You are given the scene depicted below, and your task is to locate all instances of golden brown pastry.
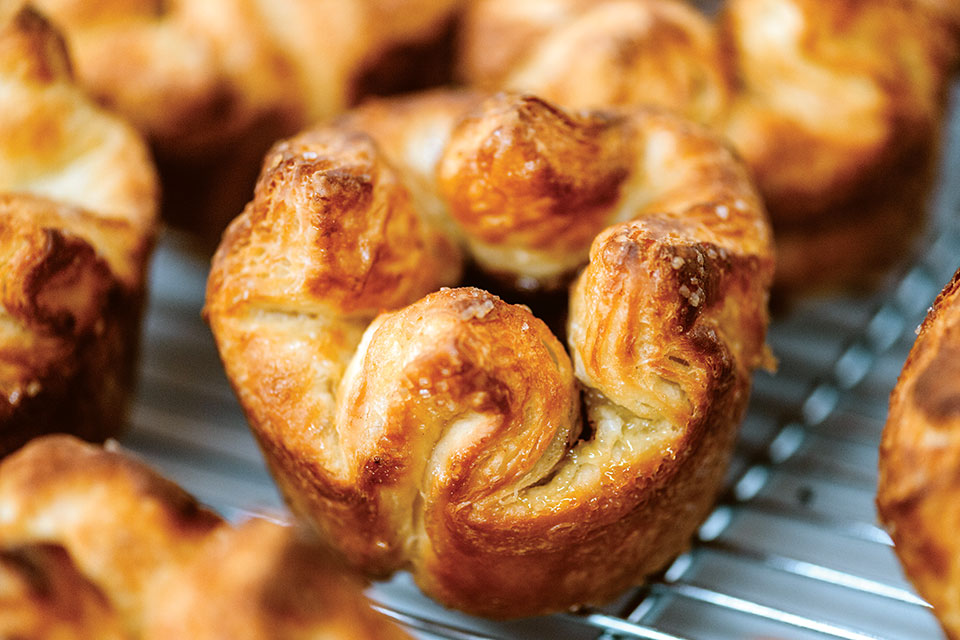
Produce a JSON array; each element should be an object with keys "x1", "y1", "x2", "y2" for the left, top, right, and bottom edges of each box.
[
  {"x1": 877, "y1": 268, "x2": 960, "y2": 640},
  {"x1": 205, "y1": 90, "x2": 775, "y2": 617},
  {"x1": 461, "y1": 0, "x2": 960, "y2": 292},
  {"x1": 0, "y1": 434, "x2": 412, "y2": 640},
  {"x1": 28, "y1": 0, "x2": 464, "y2": 238},
  {"x1": 0, "y1": 4, "x2": 157, "y2": 456}
]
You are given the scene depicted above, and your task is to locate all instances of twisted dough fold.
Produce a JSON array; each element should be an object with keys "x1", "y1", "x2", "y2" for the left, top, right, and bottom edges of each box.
[
  {"x1": 0, "y1": 435, "x2": 411, "y2": 640},
  {"x1": 878, "y1": 269, "x2": 960, "y2": 640},
  {"x1": 0, "y1": 5, "x2": 157, "y2": 456},
  {"x1": 206, "y1": 91, "x2": 774, "y2": 616},
  {"x1": 461, "y1": 0, "x2": 960, "y2": 291}
]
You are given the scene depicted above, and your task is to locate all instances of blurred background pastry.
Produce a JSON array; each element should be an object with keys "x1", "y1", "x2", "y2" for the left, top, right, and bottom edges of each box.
[
  {"x1": 461, "y1": 0, "x2": 960, "y2": 293},
  {"x1": 29, "y1": 0, "x2": 465, "y2": 242},
  {"x1": 0, "y1": 3, "x2": 158, "y2": 456},
  {"x1": 878, "y1": 267, "x2": 960, "y2": 640},
  {"x1": 0, "y1": 434, "x2": 411, "y2": 639}
]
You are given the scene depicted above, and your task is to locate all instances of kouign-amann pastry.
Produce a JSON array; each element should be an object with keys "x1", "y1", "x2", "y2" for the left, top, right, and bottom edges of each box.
[
  {"x1": 205, "y1": 91, "x2": 774, "y2": 617},
  {"x1": 0, "y1": 434, "x2": 411, "y2": 640},
  {"x1": 0, "y1": 3, "x2": 157, "y2": 456},
  {"x1": 29, "y1": 0, "x2": 464, "y2": 237},
  {"x1": 878, "y1": 268, "x2": 960, "y2": 640},
  {"x1": 461, "y1": 0, "x2": 960, "y2": 291}
]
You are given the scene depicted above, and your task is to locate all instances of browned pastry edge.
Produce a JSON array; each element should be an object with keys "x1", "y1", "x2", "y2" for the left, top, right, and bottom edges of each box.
[
  {"x1": 205, "y1": 90, "x2": 774, "y2": 617},
  {"x1": 878, "y1": 268, "x2": 960, "y2": 640},
  {"x1": 437, "y1": 95, "x2": 633, "y2": 254},
  {"x1": 0, "y1": 435, "x2": 412, "y2": 640},
  {"x1": 0, "y1": 434, "x2": 224, "y2": 633},
  {"x1": 143, "y1": 517, "x2": 412, "y2": 640}
]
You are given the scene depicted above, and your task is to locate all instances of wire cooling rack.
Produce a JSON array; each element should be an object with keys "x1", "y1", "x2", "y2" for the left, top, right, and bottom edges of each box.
[{"x1": 122, "y1": 82, "x2": 960, "y2": 639}]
